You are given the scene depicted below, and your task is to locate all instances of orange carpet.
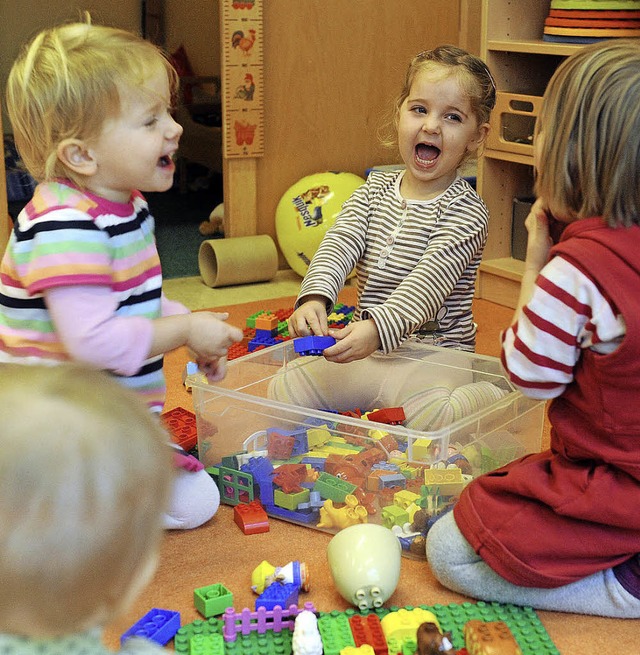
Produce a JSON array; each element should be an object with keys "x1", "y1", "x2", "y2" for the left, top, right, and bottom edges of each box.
[{"x1": 102, "y1": 292, "x2": 637, "y2": 654}]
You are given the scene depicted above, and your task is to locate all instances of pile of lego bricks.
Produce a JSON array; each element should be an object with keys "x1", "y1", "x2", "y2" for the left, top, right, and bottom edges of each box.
[
  {"x1": 169, "y1": 601, "x2": 560, "y2": 655},
  {"x1": 544, "y1": 0, "x2": 640, "y2": 42},
  {"x1": 227, "y1": 302, "x2": 355, "y2": 361}
]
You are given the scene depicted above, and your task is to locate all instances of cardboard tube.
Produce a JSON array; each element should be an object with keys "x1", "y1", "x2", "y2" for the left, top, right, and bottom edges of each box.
[{"x1": 198, "y1": 235, "x2": 278, "y2": 288}]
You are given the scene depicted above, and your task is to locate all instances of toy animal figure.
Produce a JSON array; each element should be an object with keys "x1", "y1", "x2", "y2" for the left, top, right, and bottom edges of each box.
[
  {"x1": 292, "y1": 610, "x2": 322, "y2": 655},
  {"x1": 415, "y1": 621, "x2": 456, "y2": 655},
  {"x1": 317, "y1": 494, "x2": 368, "y2": 529}
]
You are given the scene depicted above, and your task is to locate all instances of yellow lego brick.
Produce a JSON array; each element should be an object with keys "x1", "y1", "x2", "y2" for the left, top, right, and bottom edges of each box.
[
  {"x1": 393, "y1": 489, "x2": 421, "y2": 509},
  {"x1": 380, "y1": 607, "x2": 441, "y2": 643},
  {"x1": 306, "y1": 426, "x2": 332, "y2": 448}
]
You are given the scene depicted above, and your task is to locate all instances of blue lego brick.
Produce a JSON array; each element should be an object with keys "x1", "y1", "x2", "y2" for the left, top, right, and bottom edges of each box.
[
  {"x1": 255, "y1": 582, "x2": 299, "y2": 610},
  {"x1": 120, "y1": 608, "x2": 181, "y2": 646},
  {"x1": 264, "y1": 502, "x2": 320, "y2": 524},
  {"x1": 313, "y1": 471, "x2": 357, "y2": 502},
  {"x1": 293, "y1": 335, "x2": 336, "y2": 356}
]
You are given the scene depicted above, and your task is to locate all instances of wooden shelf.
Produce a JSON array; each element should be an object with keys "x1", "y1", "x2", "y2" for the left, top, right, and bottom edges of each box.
[
  {"x1": 478, "y1": 0, "x2": 580, "y2": 307},
  {"x1": 477, "y1": 258, "x2": 525, "y2": 309},
  {"x1": 484, "y1": 148, "x2": 533, "y2": 166},
  {"x1": 487, "y1": 39, "x2": 582, "y2": 57}
]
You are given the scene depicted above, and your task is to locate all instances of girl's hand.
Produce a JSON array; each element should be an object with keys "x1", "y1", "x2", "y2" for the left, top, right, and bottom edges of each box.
[
  {"x1": 323, "y1": 319, "x2": 381, "y2": 363},
  {"x1": 524, "y1": 198, "x2": 553, "y2": 274},
  {"x1": 288, "y1": 297, "x2": 329, "y2": 337}
]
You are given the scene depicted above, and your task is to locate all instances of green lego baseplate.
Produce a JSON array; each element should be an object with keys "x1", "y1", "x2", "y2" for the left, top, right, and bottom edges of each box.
[{"x1": 173, "y1": 601, "x2": 559, "y2": 655}]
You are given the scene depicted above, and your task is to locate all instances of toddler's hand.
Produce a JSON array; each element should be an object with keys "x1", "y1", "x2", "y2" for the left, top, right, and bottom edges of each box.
[
  {"x1": 186, "y1": 311, "x2": 243, "y2": 362},
  {"x1": 288, "y1": 298, "x2": 329, "y2": 338},
  {"x1": 324, "y1": 319, "x2": 381, "y2": 363},
  {"x1": 197, "y1": 355, "x2": 229, "y2": 383}
]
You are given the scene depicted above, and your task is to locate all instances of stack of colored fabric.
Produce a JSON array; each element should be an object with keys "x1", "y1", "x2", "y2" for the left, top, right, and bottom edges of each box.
[{"x1": 544, "y1": 0, "x2": 640, "y2": 43}]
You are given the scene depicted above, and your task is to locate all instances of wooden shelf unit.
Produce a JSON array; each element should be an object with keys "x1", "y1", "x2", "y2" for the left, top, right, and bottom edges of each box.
[{"x1": 477, "y1": 0, "x2": 583, "y2": 307}]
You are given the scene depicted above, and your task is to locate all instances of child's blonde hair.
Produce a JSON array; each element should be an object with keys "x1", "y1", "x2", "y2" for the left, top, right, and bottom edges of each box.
[
  {"x1": 535, "y1": 38, "x2": 640, "y2": 227},
  {"x1": 0, "y1": 363, "x2": 174, "y2": 637},
  {"x1": 381, "y1": 45, "x2": 496, "y2": 156},
  {"x1": 6, "y1": 17, "x2": 178, "y2": 186}
]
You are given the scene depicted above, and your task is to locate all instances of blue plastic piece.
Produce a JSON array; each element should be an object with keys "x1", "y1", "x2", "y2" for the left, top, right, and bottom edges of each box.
[
  {"x1": 120, "y1": 608, "x2": 181, "y2": 646},
  {"x1": 255, "y1": 582, "x2": 299, "y2": 610},
  {"x1": 293, "y1": 335, "x2": 336, "y2": 356}
]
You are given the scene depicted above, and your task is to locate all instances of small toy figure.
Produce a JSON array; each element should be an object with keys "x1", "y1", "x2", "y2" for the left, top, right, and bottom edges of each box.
[
  {"x1": 291, "y1": 609, "x2": 323, "y2": 655},
  {"x1": 251, "y1": 560, "x2": 310, "y2": 595},
  {"x1": 415, "y1": 621, "x2": 456, "y2": 655}
]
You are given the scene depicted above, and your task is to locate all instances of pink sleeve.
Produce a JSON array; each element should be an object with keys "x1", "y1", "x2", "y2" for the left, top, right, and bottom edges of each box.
[
  {"x1": 44, "y1": 285, "x2": 154, "y2": 376},
  {"x1": 162, "y1": 293, "x2": 190, "y2": 317}
]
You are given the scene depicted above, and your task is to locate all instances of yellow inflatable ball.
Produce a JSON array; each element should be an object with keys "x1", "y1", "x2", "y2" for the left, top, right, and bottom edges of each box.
[{"x1": 275, "y1": 171, "x2": 365, "y2": 277}]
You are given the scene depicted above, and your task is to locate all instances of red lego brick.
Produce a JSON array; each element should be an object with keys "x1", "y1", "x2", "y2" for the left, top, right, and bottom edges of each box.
[
  {"x1": 267, "y1": 432, "x2": 295, "y2": 460},
  {"x1": 272, "y1": 463, "x2": 307, "y2": 493},
  {"x1": 367, "y1": 406, "x2": 406, "y2": 425},
  {"x1": 349, "y1": 614, "x2": 388, "y2": 655},
  {"x1": 161, "y1": 407, "x2": 198, "y2": 451},
  {"x1": 234, "y1": 500, "x2": 270, "y2": 534}
]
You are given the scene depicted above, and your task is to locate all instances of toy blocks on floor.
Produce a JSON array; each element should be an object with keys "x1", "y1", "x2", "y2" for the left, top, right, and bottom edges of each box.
[
  {"x1": 173, "y1": 600, "x2": 559, "y2": 655},
  {"x1": 161, "y1": 407, "x2": 198, "y2": 452},
  {"x1": 234, "y1": 500, "x2": 270, "y2": 534},
  {"x1": 120, "y1": 608, "x2": 181, "y2": 646},
  {"x1": 194, "y1": 583, "x2": 234, "y2": 618}
]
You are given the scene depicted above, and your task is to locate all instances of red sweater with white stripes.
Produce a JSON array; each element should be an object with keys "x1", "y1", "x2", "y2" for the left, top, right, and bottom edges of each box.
[{"x1": 454, "y1": 216, "x2": 640, "y2": 588}]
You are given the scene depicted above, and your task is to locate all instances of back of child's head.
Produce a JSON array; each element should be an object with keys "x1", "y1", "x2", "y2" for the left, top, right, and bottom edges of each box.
[
  {"x1": 535, "y1": 38, "x2": 640, "y2": 228},
  {"x1": 6, "y1": 16, "x2": 178, "y2": 186},
  {"x1": 396, "y1": 45, "x2": 496, "y2": 128},
  {"x1": 0, "y1": 363, "x2": 173, "y2": 637}
]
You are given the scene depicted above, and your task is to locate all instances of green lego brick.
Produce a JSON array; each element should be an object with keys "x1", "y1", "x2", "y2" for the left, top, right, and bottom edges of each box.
[
  {"x1": 317, "y1": 610, "x2": 356, "y2": 655},
  {"x1": 313, "y1": 472, "x2": 357, "y2": 502},
  {"x1": 274, "y1": 488, "x2": 310, "y2": 511},
  {"x1": 194, "y1": 583, "x2": 234, "y2": 618},
  {"x1": 188, "y1": 633, "x2": 225, "y2": 655},
  {"x1": 174, "y1": 618, "x2": 223, "y2": 655},
  {"x1": 175, "y1": 602, "x2": 558, "y2": 655},
  {"x1": 225, "y1": 630, "x2": 293, "y2": 655}
]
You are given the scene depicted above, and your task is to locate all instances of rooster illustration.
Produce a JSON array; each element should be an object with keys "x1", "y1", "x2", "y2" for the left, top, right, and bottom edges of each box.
[{"x1": 231, "y1": 29, "x2": 256, "y2": 55}]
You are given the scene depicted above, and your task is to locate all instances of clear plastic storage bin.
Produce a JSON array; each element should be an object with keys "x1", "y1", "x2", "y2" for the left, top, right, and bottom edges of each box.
[{"x1": 190, "y1": 341, "x2": 545, "y2": 558}]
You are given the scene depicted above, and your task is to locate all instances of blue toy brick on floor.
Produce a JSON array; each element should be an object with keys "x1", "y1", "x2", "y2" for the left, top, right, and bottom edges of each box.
[{"x1": 120, "y1": 608, "x2": 181, "y2": 646}]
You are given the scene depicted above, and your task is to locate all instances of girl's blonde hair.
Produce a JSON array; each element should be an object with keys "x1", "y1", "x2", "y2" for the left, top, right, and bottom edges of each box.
[
  {"x1": 381, "y1": 45, "x2": 496, "y2": 151},
  {"x1": 0, "y1": 363, "x2": 173, "y2": 637},
  {"x1": 535, "y1": 38, "x2": 640, "y2": 227},
  {"x1": 6, "y1": 18, "x2": 178, "y2": 186}
]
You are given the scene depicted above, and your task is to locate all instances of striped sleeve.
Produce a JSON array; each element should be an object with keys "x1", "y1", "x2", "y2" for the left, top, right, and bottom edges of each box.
[
  {"x1": 501, "y1": 255, "x2": 625, "y2": 399},
  {"x1": 296, "y1": 179, "x2": 370, "y2": 309}
]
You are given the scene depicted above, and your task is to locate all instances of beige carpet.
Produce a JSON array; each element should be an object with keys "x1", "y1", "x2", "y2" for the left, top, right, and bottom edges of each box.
[{"x1": 102, "y1": 290, "x2": 638, "y2": 653}]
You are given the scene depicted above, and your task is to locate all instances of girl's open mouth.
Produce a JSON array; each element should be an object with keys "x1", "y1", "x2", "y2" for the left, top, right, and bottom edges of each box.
[
  {"x1": 416, "y1": 143, "x2": 441, "y2": 165},
  {"x1": 159, "y1": 154, "x2": 173, "y2": 168}
]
